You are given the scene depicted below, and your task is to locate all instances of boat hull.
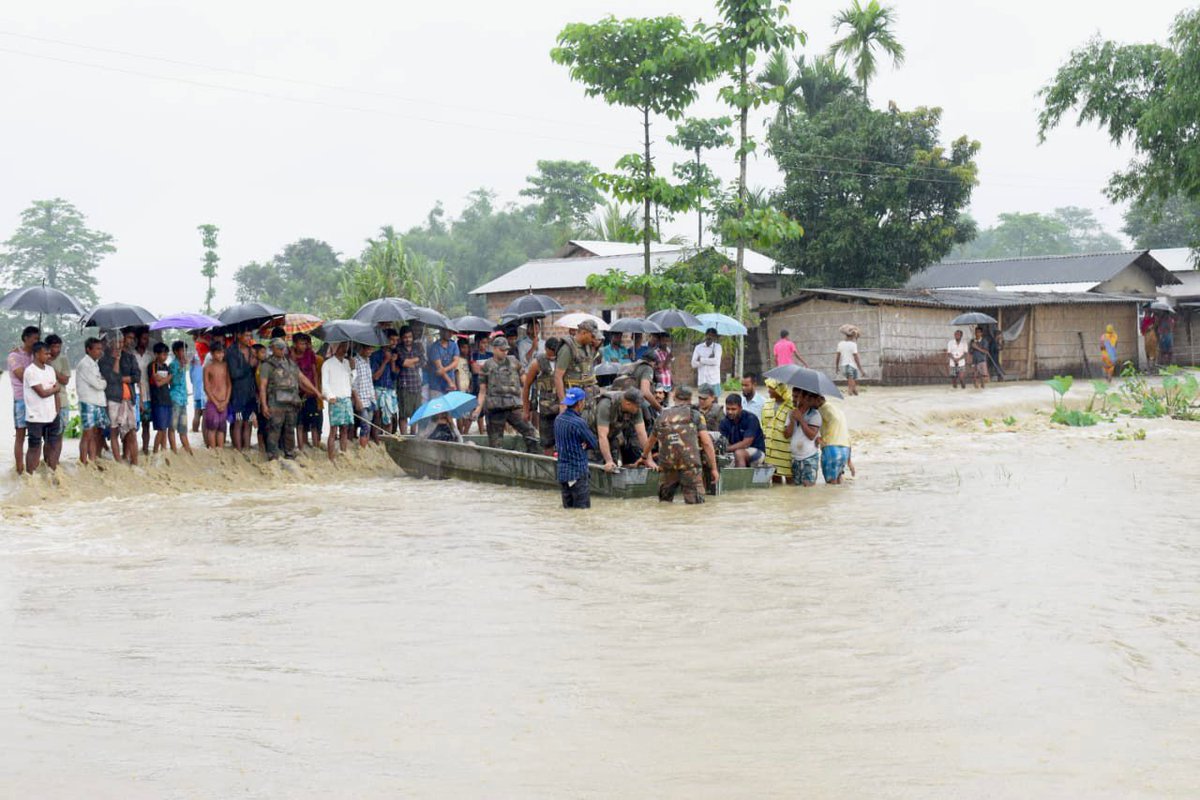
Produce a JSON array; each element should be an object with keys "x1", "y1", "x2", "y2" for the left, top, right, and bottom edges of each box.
[{"x1": 384, "y1": 437, "x2": 774, "y2": 498}]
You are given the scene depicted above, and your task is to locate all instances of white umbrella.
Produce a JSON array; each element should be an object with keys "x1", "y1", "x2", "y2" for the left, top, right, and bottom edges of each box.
[{"x1": 556, "y1": 312, "x2": 609, "y2": 331}]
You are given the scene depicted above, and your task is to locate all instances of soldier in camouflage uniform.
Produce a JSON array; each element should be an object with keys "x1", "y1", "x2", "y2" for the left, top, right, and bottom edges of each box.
[
  {"x1": 521, "y1": 336, "x2": 562, "y2": 454},
  {"x1": 554, "y1": 319, "x2": 601, "y2": 419},
  {"x1": 475, "y1": 337, "x2": 540, "y2": 453},
  {"x1": 592, "y1": 387, "x2": 650, "y2": 469},
  {"x1": 257, "y1": 338, "x2": 320, "y2": 461},
  {"x1": 641, "y1": 385, "x2": 720, "y2": 504},
  {"x1": 630, "y1": 348, "x2": 662, "y2": 414},
  {"x1": 697, "y1": 384, "x2": 726, "y2": 495}
]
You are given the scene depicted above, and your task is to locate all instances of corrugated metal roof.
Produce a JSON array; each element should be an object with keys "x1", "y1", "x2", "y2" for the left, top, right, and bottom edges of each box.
[
  {"x1": 938, "y1": 282, "x2": 1100, "y2": 293},
  {"x1": 559, "y1": 240, "x2": 681, "y2": 258},
  {"x1": 471, "y1": 245, "x2": 778, "y2": 295},
  {"x1": 761, "y1": 287, "x2": 1148, "y2": 314},
  {"x1": 1149, "y1": 247, "x2": 1198, "y2": 272},
  {"x1": 907, "y1": 250, "x2": 1178, "y2": 289}
]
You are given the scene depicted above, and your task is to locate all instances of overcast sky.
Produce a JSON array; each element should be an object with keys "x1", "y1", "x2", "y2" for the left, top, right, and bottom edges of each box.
[{"x1": 0, "y1": 0, "x2": 1185, "y2": 313}]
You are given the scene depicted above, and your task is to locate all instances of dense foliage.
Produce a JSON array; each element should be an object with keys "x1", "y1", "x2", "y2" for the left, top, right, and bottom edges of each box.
[
  {"x1": 234, "y1": 238, "x2": 345, "y2": 316},
  {"x1": 1122, "y1": 193, "x2": 1200, "y2": 249},
  {"x1": 950, "y1": 207, "x2": 1122, "y2": 260}
]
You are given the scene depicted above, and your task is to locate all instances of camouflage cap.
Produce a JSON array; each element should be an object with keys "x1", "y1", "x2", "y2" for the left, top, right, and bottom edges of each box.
[
  {"x1": 576, "y1": 319, "x2": 599, "y2": 333},
  {"x1": 491, "y1": 336, "x2": 510, "y2": 350},
  {"x1": 697, "y1": 385, "x2": 716, "y2": 398},
  {"x1": 674, "y1": 385, "x2": 693, "y2": 401}
]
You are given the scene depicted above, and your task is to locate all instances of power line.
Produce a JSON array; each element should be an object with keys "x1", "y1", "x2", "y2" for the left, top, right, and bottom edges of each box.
[
  {"x1": 0, "y1": 45, "x2": 646, "y2": 151},
  {"x1": 0, "y1": 28, "x2": 627, "y2": 135}
]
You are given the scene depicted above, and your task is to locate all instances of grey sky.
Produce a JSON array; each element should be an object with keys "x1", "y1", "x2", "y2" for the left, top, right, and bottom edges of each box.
[{"x1": 0, "y1": 0, "x2": 1183, "y2": 313}]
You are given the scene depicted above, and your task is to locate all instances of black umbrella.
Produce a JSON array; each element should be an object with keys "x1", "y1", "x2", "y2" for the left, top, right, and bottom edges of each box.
[
  {"x1": 647, "y1": 309, "x2": 703, "y2": 330},
  {"x1": 763, "y1": 364, "x2": 844, "y2": 400},
  {"x1": 949, "y1": 311, "x2": 998, "y2": 326},
  {"x1": 0, "y1": 286, "x2": 88, "y2": 317},
  {"x1": 1149, "y1": 301, "x2": 1175, "y2": 314},
  {"x1": 218, "y1": 301, "x2": 285, "y2": 329},
  {"x1": 316, "y1": 320, "x2": 389, "y2": 346},
  {"x1": 502, "y1": 293, "x2": 563, "y2": 321},
  {"x1": 609, "y1": 317, "x2": 664, "y2": 335},
  {"x1": 451, "y1": 315, "x2": 498, "y2": 334},
  {"x1": 83, "y1": 302, "x2": 157, "y2": 329},
  {"x1": 353, "y1": 297, "x2": 415, "y2": 324},
  {"x1": 407, "y1": 305, "x2": 452, "y2": 329}
]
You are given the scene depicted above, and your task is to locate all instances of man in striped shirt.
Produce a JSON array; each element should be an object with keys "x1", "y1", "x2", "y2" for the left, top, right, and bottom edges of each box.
[{"x1": 554, "y1": 387, "x2": 598, "y2": 509}]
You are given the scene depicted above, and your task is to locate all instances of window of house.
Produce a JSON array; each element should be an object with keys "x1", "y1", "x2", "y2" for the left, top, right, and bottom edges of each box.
[{"x1": 601, "y1": 309, "x2": 613, "y2": 324}]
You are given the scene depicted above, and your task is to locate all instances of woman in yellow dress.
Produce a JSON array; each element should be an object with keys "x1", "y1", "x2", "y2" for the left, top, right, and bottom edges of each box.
[
  {"x1": 1100, "y1": 324, "x2": 1119, "y2": 382},
  {"x1": 761, "y1": 378, "x2": 794, "y2": 482}
]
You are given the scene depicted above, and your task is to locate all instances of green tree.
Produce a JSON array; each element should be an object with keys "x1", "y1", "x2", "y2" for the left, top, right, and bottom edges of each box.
[
  {"x1": 585, "y1": 250, "x2": 738, "y2": 316},
  {"x1": 197, "y1": 224, "x2": 219, "y2": 314},
  {"x1": 709, "y1": 0, "x2": 805, "y2": 375},
  {"x1": 234, "y1": 238, "x2": 345, "y2": 315},
  {"x1": 1038, "y1": 9, "x2": 1200, "y2": 212},
  {"x1": 757, "y1": 51, "x2": 859, "y2": 125},
  {"x1": 771, "y1": 97, "x2": 979, "y2": 287},
  {"x1": 337, "y1": 226, "x2": 457, "y2": 317},
  {"x1": 519, "y1": 160, "x2": 603, "y2": 230},
  {"x1": 951, "y1": 207, "x2": 1122, "y2": 260},
  {"x1": 828, "y1": 0, "x2": 906, "y2": 100},
  {"x1": 669, "y1": 117, "x2": 734, "y2": 246},
  {"x1": 1122, "y1": 194, "x2": 1200, "y2": 249},
  {"x1": 581, "y1": 202, "x2": 643, "y2": 243},
  {"x1": 402, "y1": 189, "x2": 560, "y2": 313},
  {"x1": 1, "y1": 198, "x2": 114, "y2": 307},
  {"x1": 552, "y1": 16, "x2": 717, "y2": 275}
]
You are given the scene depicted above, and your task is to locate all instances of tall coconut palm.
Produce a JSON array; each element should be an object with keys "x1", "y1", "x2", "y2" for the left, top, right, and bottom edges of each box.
[
  {"x1": 828, "y1": 0, "x2": 905, "y2": 100},
  {"x1": 581, "y1": 202, "x2": 642, "y2": 243}
]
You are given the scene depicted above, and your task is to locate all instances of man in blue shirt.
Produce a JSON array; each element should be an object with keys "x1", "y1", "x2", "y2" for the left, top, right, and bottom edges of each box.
[
  {"x1": 554, "y1": 387, "x2": 598, "y2": 509},
  {"x1": 425, "y1": 328, "x2": 460, "y2": 397},
  {"x1": 719, "y1": 393, "x2": 766, "y2": 468}
]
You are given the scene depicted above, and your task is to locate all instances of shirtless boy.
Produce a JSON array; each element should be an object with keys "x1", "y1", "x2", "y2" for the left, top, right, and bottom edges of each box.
[{"x1": 202, "y1": 341, "x2": 231, "y2": 449}]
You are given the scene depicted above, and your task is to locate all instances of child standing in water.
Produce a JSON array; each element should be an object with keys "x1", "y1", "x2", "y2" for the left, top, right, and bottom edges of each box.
[{"x1": 784, "y1": 388, "x2": 822, "y2": 487}]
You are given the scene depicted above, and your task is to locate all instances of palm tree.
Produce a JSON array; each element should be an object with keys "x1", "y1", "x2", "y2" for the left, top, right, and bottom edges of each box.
[
  {"x1": 581, "y1": 202, "x2": 642, "y2": 243},
  {"x1": 759, "y1": 52, "x2": 861, "y2": 128},
  {"x1": 828, "y1": 0, "x2": 905, "y2": 100}
]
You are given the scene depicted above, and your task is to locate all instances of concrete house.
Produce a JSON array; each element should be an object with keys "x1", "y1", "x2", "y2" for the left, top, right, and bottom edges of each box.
[{"x1": 906, "y1": 250, "x2": 1178, "y2": 295}]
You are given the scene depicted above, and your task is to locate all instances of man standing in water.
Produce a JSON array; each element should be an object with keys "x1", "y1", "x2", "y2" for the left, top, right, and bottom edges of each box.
[
  {"x1": 554, "y1": 387, "x2": 598, "y2": 509},
  {"x1": 641, "y1": 385, "x2": 719, "y2": 505},
  {"x1": 475, "y1": 337, "x2": 541, "y2": 453},
  {"x1": 7, "y1": 325, "x2": 39, "y2": 474},
  {"x1": 970, "y1": 326, "x2": 990, "y2": 389},
  {"x1": 947, "y1": 330, "x2": 969, "y2": 390}
]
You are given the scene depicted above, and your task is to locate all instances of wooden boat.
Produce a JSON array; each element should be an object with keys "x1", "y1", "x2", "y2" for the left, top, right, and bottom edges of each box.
[{"x1": 383, "y1": 436, "x2": 775, "y2": 498}]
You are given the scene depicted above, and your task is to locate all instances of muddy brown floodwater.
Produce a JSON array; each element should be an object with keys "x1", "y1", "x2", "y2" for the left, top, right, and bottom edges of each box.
[{"x1": 1, "y1": 381, "x2": 1198, "y2": 798}]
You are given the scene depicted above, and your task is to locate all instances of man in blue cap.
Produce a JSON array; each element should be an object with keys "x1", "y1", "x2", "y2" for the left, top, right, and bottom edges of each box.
[{"x1": 554, "y1": 387, "x2": 599, "y2": 509}]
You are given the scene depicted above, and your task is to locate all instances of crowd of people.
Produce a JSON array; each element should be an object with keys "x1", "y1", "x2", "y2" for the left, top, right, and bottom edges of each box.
[{"x1": 5, "y1": 317, "x2": 856, "y2": 510}]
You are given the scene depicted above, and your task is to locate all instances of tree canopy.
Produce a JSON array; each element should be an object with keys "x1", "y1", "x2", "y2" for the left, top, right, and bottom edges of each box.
[
  {"x1": 1, "y1": 198, "x2": 115, "y2": 307},
  {"x1": 950, "y1": 207, "x2": 1122, "y2": 260},
  {"x1": 552, "y1": 15, "x2": 718, "y2": 274},
  {"x1": 519, "y1": 160, "x2": 603, "y2": 229},
  {"x1": 234, "y1": 238, "x2": 344, "y2": 315},
  {"x1": 770, "y1": 97, "x2": 979, "y2": 287},
  {"x1": 1122, "y1": 194, "x2": 1200, "y2": 250},
  {"x1": 1038, "y1": 9, "x2": 1200, "y2": 211},
  {"x1": 828, "y1": 0, "x2": 905, "y2": 99}
]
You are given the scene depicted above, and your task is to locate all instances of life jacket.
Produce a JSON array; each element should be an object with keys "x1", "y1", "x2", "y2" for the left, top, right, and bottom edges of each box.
[
  {"x1": 535, "y1": 354, "x2": 557, "y2": 413},
  {"x1": 264, "y1": 356, "x2": 301, "y2": 406},
  {"x1": 655, "y1": 404, "x2": 702, "y2": 471},
  {"x1": 560, "y1": 336, "x2": 596, "y2": 388},
  {"x1": 484, "y1": 355, "x2": 522, "y2": 410}
]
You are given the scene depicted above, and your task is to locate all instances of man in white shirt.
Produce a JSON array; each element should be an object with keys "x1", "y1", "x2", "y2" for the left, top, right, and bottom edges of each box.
[
  {"x1": 691, "y1": 327, "x2": 723, "y2": 397},
  {"x1": 22, "y1": 342, "x2": 63, "y2": 472},
  {"x1": 74, "y1": 336, "x2": 109, "y2": 465},
  {"x1": 740, "y1": 375, "x2": 765, "y2": 419},
  {"x1": 321, "y1": 342, "x2": 358, "y2": 462},
  {"x1": 947, "y1": 330, "x2": 969, "y2": 390}
]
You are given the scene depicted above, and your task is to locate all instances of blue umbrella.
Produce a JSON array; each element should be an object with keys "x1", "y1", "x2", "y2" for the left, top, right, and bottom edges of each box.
[
  {"x1": 408, "y1": 391, "x2": 478, "y2": 425},
  {"x1": 151, "y1": 312, "x2": 222, "y2": 331},
  {"x1": 690, "y1": 312, "x2": 747, "y2": 336}
]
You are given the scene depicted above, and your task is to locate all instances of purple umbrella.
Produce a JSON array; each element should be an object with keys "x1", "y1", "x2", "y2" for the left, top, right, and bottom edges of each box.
[{"x1": 151, "y1": 312, "x2": 222, "y2": 331}]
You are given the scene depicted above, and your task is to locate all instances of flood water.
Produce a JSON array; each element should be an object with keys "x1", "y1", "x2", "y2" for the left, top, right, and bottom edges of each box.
[{"x1": 1, "y1": 386, "x2": 1199, "y2": 798}]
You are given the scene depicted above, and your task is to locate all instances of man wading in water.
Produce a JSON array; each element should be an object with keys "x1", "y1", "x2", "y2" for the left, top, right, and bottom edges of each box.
[{"x1": 640, "y1": 385, "x2": 719, "y2": 504}]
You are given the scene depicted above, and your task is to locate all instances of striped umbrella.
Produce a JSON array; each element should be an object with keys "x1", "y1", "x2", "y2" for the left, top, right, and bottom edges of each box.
[{"x1": 259, "y1": 313, "x2": 323, "y2": 337}]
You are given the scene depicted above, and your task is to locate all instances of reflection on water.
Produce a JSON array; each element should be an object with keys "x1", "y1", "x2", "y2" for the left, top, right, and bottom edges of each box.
[{"x1": 1, "y1": 424, "x2": 1199, "y2": 798}]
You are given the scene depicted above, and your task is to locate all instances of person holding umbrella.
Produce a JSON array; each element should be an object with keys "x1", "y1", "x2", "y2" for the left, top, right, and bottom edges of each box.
[
  {"x1": 7, "y1": 325, "x2": 39, "y2": 474},
  {"x1": 970, "y1": 327, "x2": 990, "y2": 389}
]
